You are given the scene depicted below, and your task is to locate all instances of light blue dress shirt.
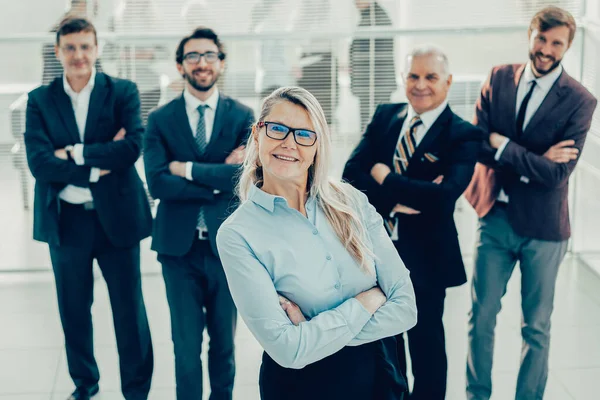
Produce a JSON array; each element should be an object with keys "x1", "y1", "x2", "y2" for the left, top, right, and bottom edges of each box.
[{"x1": 216, "y1": 183, "x2": 417, "y2": 369}]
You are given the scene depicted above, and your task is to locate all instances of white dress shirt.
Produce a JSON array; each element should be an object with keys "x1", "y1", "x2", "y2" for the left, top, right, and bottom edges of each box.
[
  {"x1": 183, "y1": 87, "x2": 220, "y2": 180},
  {"x1": 390, "y1": 99, "x2": 449, "y2": 239},
  {"x1": 399, "y1": 99, "x2": 449, "y2": 147},
  {"x1": 59, "y1": 68, "x2": 100, "y2": 204},
  {"x1": 495, "y1": 62, "x2": 563, "y2": 202}
]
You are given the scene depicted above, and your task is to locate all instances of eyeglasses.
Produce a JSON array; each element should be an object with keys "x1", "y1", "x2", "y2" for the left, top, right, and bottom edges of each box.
[
  {"x1": 60, "y1": 44, "x2": 96, "y2": 55},
  {"x1": 182, "y1": 51, "x2": 223, "y2": 64},
  {"x1": 258, "y1": 121, "x2": 318, "y2": 147}
]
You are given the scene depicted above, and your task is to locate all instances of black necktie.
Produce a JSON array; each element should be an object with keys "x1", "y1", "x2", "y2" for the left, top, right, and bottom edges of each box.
[{"x1": 516, "y1": 80, "x2": 537, "y2": 136}]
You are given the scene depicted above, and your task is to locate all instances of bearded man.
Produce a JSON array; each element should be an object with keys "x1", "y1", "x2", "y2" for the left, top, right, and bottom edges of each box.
[
  {"x1": 464, "y1": 6, "x2": 597, "y2": 400},
  {"x1": 143, "y1": 27, "x2": 254, "y2": 400}
]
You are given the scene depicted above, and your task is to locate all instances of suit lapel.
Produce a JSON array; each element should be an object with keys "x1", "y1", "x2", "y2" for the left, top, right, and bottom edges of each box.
[
  {"x1": 384, "y1": 105, "x2": 408, "y2": 163},
  {"x1": 207, "y1": 95, "x2": 231, "y2": 153},
  {"x1": 50, "y1": 79, "x2": 81, "y2": 144},
  {"x1": 523, "y1": 69, "x2": 566, "y2": 136},
  {"x1": 411, "y1": 105, "x2": 452, "y2": 165},
  {"x1": 172, "y1": 95, "x2": 203, "y2": 159},
  {"x1": 503, "y1": 64, "x2": 525, "y2": 139},
  {"x1": 83, "y1": 73, "x2": 109, "y2": 143}
]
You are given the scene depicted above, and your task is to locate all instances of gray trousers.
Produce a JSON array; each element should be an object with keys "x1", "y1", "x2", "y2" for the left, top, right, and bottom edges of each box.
[{"x1": 466, "y1": 205, "x2": 568, "y2": 400}]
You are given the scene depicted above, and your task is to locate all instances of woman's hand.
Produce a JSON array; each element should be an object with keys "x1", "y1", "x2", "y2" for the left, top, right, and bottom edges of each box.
[
  {"x1": 279, "y1": 295, "x2": 307, "y2": 326},
  {"x1": 354, "y1": 287, "x2": 387, "y2": 314}
]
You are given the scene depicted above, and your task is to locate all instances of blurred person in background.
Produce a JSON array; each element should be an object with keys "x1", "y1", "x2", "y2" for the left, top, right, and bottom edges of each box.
[
  {"x1": 25, "y1": 17, "x2": 153, "y2": 400},
  {"x1": 296, "y1": 0, "x2": 337, "y2": 124},
  {"x1": 465, "y1": 6, "x2": 598, "y2": 400},
  {"x1": 108, "y1": 0, "x2": 168, "y2": 124},
  {"x1": 250, "y1": 0, "x2": 297, "y2": 99},
  {"x1": 143, "y1": 27, "x2": 254, "y2": 400},
  {"x1": 350, "y1": 0, "x2": 397, "y2": 130}
]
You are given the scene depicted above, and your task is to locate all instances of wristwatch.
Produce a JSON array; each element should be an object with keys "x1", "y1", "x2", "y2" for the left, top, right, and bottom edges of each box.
[{"x1": 65, "y1": 145, "x2": 74, "y2": 162}]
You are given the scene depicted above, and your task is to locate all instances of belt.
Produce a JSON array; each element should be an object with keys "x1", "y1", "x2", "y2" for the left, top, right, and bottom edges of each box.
[
  {"x1": 197, "y1": 230, "x2": 209, "y2": 240},
  {"x1": 61, "y1": 200, "x2": 95, "y2": 211}
]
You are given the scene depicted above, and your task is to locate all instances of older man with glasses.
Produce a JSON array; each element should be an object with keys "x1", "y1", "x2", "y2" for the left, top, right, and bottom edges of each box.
[
  {"x1": 143, "y1": 27, "x2": 254, "y2": 400},
  {"x1": 343, "y1": 45, "x2": 482, "y2": 400}
]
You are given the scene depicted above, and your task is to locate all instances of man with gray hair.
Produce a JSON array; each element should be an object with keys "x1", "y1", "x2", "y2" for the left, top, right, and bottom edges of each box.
[{"x1": 344, "y1": 44, "x2": 481, "y2": 399}]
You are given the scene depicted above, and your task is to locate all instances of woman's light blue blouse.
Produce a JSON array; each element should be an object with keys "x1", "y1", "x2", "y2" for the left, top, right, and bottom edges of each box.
[{"x1": 216, "y1": 184, "x2": 417, "y2": 369}]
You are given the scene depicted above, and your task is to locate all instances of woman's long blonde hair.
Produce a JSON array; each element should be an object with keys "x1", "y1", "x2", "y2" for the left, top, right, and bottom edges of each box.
[{"x1": 237, "y1": 87, "x2": 375, "y2": 273}]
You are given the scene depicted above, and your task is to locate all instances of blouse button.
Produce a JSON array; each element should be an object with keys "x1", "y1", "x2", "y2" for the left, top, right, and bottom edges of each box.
[
  {"x1": 334, "y1": 282, "x2": 341, "y2": 290},
  {"x1": 312, "y1": 229, "x2": 318, "y2": 235},
  {"x1": 326, "y1": 255, "x2": 332, "y2": 261}
]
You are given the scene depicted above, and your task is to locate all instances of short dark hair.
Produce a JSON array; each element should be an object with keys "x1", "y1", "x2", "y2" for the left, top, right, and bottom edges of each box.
[
  {"x1": 529, "y1": 6, "x2": 576, "y2": 45},
  {"x1": 56, "y1": 17, "x2": 97, "y2": 45},
  {"x1": 175, "y1": 27, "x2": 226, "y2": 64}
]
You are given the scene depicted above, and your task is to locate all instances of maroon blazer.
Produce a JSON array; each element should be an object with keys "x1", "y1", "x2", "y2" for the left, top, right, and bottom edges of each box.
[{"x1": 464, "y1": 64, "x2": 597, "y2": 241}]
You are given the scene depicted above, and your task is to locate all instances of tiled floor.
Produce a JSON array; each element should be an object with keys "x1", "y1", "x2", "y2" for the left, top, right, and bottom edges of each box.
[{"x1": 1, "y1": 256, "x2": 600, "y2": 399}]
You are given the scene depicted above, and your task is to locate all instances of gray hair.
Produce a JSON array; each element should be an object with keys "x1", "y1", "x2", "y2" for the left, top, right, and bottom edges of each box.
[{"x1": 405, "y1": 44, "x2": 450, "y2": 76}]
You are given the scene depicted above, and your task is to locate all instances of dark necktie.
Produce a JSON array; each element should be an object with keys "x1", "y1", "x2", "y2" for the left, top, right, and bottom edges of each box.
[
  {"x1": 516, "y1": 80, "x2": 537, "y2": 136},
  {"x1": 196, "y1": 104, "x2": 208, "y2": 230},
  {"x1": 384, "y1": 116, "x2": 422, "y2": 236}
]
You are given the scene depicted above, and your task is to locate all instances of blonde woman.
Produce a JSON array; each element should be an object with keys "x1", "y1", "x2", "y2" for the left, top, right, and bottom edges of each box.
[{"x1": 216, "y1": 87, "x2": 416, "y2": 399}]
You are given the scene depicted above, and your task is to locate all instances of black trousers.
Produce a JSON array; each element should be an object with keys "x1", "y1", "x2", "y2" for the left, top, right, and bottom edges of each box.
[
  {"x1": 396, "y1": 284, "x2": 447, "y2": 400},
  {"x1": 260, "y1": 338, "x2": 406, "y2": 400},
  {"x1": 49, "y1": 201, "x2": 153, "y2": 400},
  {"x1": 159, "y1": 238, "x2": 237, "y2": 400}
]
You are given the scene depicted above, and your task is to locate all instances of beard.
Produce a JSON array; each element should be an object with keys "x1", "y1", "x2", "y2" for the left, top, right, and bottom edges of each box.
[
  {"x1": 182, "y1": 67, "x2": 220, "y2": 92},
  {"x1": 529, "y1": 51, "x2": 562, "y2": 76}
]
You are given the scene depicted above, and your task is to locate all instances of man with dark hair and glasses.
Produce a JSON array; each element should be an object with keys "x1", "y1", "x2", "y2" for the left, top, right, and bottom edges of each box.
[
  {"x1": 143, "y1": 26, "x2": 254, "y2": 400},
  {"x1": 24, "y1": 17, "x2": 153, "y2": 400}
]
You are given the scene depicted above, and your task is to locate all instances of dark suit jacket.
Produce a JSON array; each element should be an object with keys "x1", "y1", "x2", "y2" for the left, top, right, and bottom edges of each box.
[
  {"x1": 24, "y1": 73, "x2": 152, "y2": 247},
  {"x1": 343, "y1": 103, "x2": 481, "y2": 288},
  {"x1": 143, "y1": 93, "x2": 254, "y2": 257},
  {"x1": 464, "y1": 64, "x2": 598, "y2": 241}
]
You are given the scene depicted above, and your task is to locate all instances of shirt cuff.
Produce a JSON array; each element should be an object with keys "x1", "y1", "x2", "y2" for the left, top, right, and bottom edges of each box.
[
  {"x1": 90, "y1": 168, "x2": 100, "y2": 183},
  {"x1": 73, "y1": 144, "x2": 85, "y2": 166},
  {"x1": 338, "y1": 298, "x2": 372, "y2": 337},
  {"x1": 185, "y1": 161, "x2": 193, "y2": 181},
  {"x1": 494, "y1": 138, "x2": 510, "y2": 161}
]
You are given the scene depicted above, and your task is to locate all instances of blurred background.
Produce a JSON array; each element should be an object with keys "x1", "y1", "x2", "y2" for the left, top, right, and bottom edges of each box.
[{"x1": 0, "y1": 0, "x2": 599, "y2": 399}]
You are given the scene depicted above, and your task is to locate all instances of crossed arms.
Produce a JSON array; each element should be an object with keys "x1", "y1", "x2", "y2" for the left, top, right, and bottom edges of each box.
[{"x1": 143, "y1": 109, "x2": 254, "y2": 201}]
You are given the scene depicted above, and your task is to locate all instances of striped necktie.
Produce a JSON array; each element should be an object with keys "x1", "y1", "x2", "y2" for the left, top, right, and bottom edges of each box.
[
  {"x1": 196, "y1": 104, "x2": 208, "y2": 231},
  {"x1": 384, "y1": 116, "x2": 422, "y2": 236}
]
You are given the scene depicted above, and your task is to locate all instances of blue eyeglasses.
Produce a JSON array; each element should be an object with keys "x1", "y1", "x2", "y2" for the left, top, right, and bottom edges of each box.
[{"x1": 258, "y1": 121, "x2": 318, "y2": 147}]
